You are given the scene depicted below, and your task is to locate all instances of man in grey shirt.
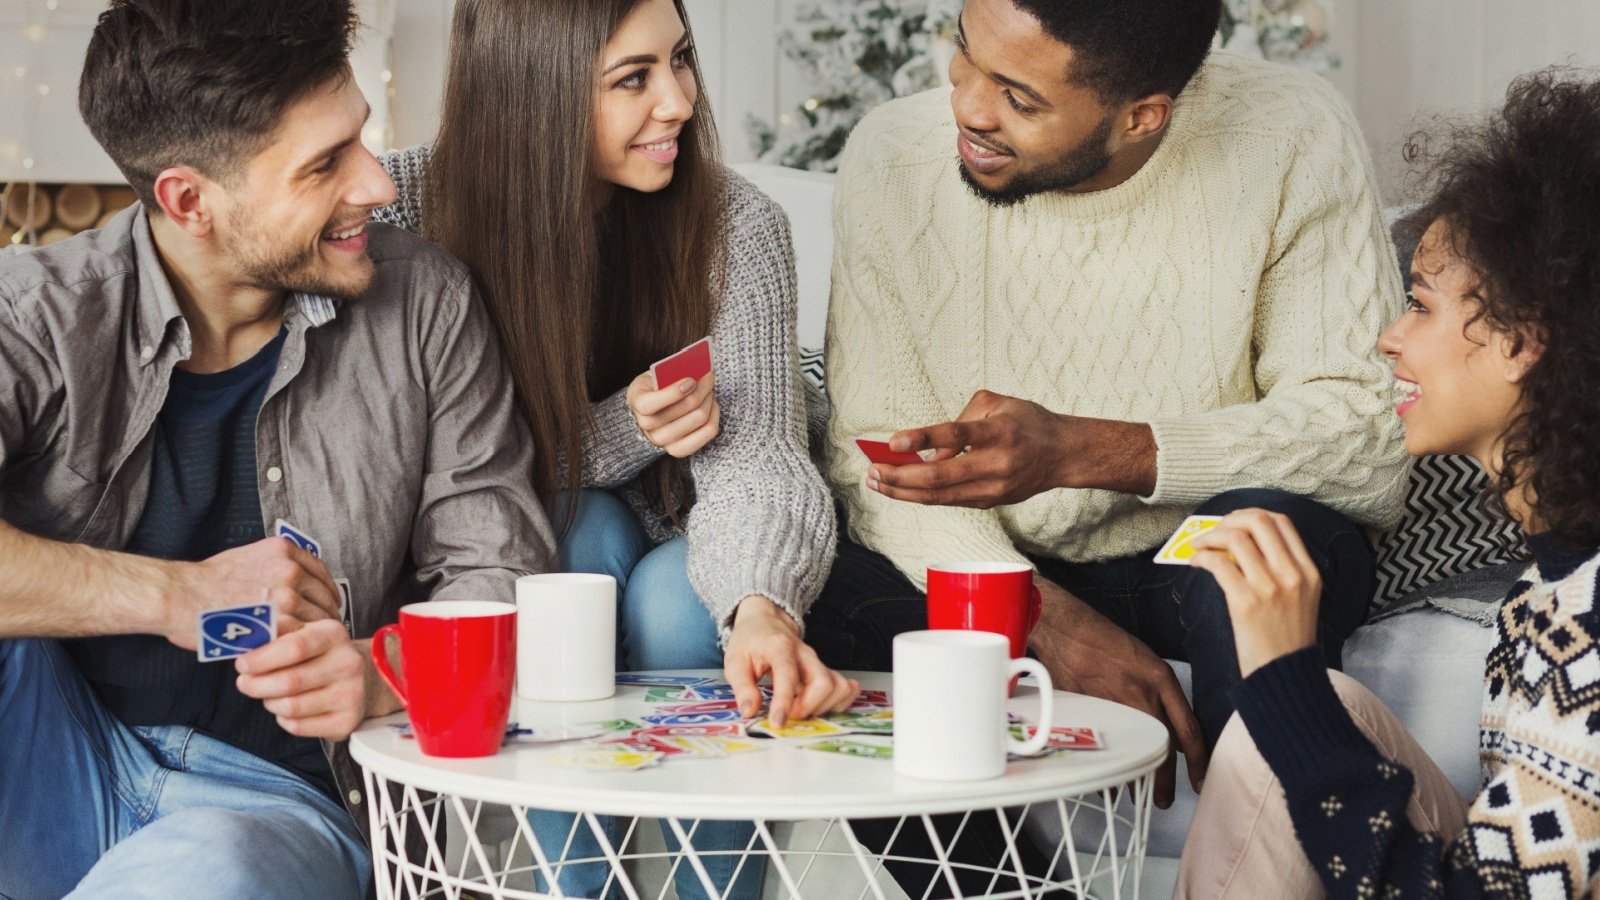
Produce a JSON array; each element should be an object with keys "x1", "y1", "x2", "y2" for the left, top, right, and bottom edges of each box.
[{"x1": 0, "y1": 1, "x2": 552, "y2": 896}]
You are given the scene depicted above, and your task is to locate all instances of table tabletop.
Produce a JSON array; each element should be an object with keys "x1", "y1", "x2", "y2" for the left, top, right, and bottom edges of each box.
[{"x1": 349, "y1": 670, "x2": 1168, "y2": 821}]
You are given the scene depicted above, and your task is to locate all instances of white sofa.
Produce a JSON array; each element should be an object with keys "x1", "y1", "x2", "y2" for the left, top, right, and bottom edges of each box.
[{"x1": 734, "y1": 162, "x2": 1512, "y2": 897}]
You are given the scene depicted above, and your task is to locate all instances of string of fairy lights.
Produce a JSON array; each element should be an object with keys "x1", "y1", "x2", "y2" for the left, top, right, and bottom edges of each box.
[
  {"x1": 1, "y1": 0, "x2": 58, "y2": 246},
  {"x1": 0, "y1": 0, "x2": 396, "y2": 249}
]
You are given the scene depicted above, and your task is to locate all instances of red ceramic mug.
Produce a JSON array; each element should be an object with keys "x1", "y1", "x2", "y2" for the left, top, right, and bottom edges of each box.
[
  {"x1": 373, "y1": 600, "x2": 516, "y2": 758},
  {"x1": 926, "y1": 562, "x2": 1043, "y2": 661}
]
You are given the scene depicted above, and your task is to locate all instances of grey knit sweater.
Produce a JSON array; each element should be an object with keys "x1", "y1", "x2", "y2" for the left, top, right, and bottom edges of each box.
[{"x1": 375, "y1": 146, "x2": 836, "y2": 638}]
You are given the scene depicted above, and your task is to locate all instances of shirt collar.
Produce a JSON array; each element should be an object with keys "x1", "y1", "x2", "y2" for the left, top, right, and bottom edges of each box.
[{"x1": 128, "y1": 205, "x2": 341, "y2": 368}]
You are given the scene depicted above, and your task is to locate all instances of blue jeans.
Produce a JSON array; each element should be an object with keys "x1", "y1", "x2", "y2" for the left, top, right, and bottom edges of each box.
[
  {"x1": 528, "y1": 491, "x2": 763, "y2": 900},
  {"x1": 0, "y1": 639, "x2": 369, "y2": 900}
]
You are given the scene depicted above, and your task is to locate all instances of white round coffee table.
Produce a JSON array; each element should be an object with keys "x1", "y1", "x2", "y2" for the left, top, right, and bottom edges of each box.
[{"x1": 350, "y1": 671, "x2": 1166, "y2": 900}]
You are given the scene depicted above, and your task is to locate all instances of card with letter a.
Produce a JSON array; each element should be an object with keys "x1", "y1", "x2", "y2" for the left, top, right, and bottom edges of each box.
[
  {"x1": 1152, "y1": 515, "x2": 1224, "y2": 566},
  {"x1": 197, "y1": 603, "x2": 276, "y2": 662}
]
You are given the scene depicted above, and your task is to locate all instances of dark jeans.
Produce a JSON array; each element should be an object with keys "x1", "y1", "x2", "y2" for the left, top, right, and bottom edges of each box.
[{"x1": 803, "y1": 488, "x2": 1374, "y2": 899}]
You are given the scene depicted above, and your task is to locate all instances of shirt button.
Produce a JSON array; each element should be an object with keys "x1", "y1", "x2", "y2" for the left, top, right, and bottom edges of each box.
[
  {"x1": 139, "y1": 345, "x2": 155, "y2": 363},
  {"x1": 347, "y1": 789, "x2": 362, "y2": 806},
  {"x1": 266, "y1": 466, "x2": 283, "y2": 483}
]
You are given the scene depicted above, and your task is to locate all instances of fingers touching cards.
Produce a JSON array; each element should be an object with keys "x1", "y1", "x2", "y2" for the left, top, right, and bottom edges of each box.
[
  {"x1": 1164, "y1": 510, "x2": 1322, "y2": 678},
  {"x1": 724, "y1": 594, "x2": 859, "y2": 728},
  {"x1": 628, "y1": 338, "x2": 719, "y2": 458}
]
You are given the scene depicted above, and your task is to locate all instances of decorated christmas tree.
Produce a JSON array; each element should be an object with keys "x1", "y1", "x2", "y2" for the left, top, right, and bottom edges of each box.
[{"x1": 750, "y1": 0, "x2": 1336, "y2": 173}]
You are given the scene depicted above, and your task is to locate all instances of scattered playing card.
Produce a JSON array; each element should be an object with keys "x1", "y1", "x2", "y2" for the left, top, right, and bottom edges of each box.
[
  {"x1": 273, "y1": 519, "x2": 321, "y2": 557},
  {"x1": 632, "y1": 722, "x2": 747, "y2": 739},
  {"x1": 825, "y1": 710, "x2": 895, "y2": 735},
  {"x1": 1152, "y1": 515, "x2": 1225, "y2": 566},
  {"x1": 639, "y1": 710, "x2": 744, "y2": 726},
  {"x1": 802, "y1": 737, "x2": 894, "y2": 760},
  {"x1": 854, "y1": 438, "x2": 923, "y2": 467},
  {"x1": 655, "y1": 700, "x2": 741, "y2": 715},
  {"x1": 590, "y1": 718, "x2": 647, "y2": 734},
  {"x1": 643, "y1": 686, "x2": 701, "y2": 703},
  {"x1": 749, "y1": 718, "x2": 848, "y2": 740},
  {"x1": 618, "y1": 674, "x2": 713, "y2": 687},
  {"x1": 650, "y1": 337, "x2": 713, "y2": 390},
  {"x1": 197, "y1": 603, "x2": 276, "y2": 662},
  {"x1": 1011, "y1": 724, "x2": 1105, "y2": 751},
  {"x1": 539, "y1": 747, "x2": 663, "y2": 771}
]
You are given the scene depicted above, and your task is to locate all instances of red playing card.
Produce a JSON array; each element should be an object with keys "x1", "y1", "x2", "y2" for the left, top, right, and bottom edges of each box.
[
  {"x1": 651, "y1": 338, "x2": 713, "y2": 390},
  {"x1": 855, "y1": 438, "x2": 923, "y2": 467},
  {"x1": 633, "y1": 723, "x2": 745, "y2": 738},
  {"x1": 1022, "y1": 725, "x2": 1103, "y2": 751},
  {"x1": 656, "y1": 700, "x2": 742, "y2": 715}
]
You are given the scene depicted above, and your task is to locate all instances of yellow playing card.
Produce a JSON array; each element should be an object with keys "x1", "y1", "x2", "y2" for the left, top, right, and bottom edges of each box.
[
  {"x1": 750, "y1": 718, "x2": 848, "y2": 739},
  {"x1": 1152, "y1": 515, "x2": 1224, "y2": 565},
  {"x1": 540, "y1": 747, "x2": 662, "y2": 770}
]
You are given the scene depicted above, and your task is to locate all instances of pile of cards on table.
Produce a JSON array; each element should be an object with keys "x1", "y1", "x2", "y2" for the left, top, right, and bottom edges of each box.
[{"x1": 394, "y1": 674, "x2": 1096, "y2": 771}]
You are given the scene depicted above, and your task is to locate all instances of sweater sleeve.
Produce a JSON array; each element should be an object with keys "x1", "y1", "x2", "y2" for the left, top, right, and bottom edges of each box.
[
  {"x1": 1144, "y1": 93, "x2": 1409, "y2": 530},
  {"x1": 574, "y1": 387, "x2": 663, "y2": 489},
  {"x1": 683, "y1": 175, "x2": 838, "y2": 638},
  {"x1": 821, "y1": 126, "x2": 1029, "y2": 591}
]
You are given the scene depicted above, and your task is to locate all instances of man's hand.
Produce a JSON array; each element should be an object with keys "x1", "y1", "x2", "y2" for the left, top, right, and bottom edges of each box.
[
  {"x1": 724, "y1": 595, "x2": 859, "y2": 727},
  {"x1": 1030, "y1": 579, "x2": 1208, "y2": 807},
  {"x1": 234, "y1": 618, "x2": 367, "y2": 741},
  {"x1": 1189, "y1": 509, "x2": 1321, "y2": 678},
  {"x1": 161, "y1": 537, "x2": 342, "y2": 650},
  {"x1": 626, "y1": 371, "x2": 721, "y2": 459},
  {"x1": 867, "y1": 390, "x2": 1157, "y2": 508}
]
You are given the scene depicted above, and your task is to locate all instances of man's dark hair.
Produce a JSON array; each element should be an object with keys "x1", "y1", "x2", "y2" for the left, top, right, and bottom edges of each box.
[
  {"x1": 1011, "y1": 0, "x2": 1222, "y2": 104},
  {"x1": 79, "y1": 0, "x2": 358, "y2": 208}
]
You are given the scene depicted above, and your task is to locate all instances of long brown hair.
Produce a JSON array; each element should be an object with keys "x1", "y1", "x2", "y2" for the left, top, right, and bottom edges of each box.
[{"x1": 425, "y1": 0, "x2": 725, "y2": 526}]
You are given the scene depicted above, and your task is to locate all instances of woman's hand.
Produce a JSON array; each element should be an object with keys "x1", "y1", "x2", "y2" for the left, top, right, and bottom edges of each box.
[
  {"x1": 1188, "y1": 509, "x2": 1322, "y2": 678},
  {"x1": 724, "y1": 595, "x2": 859, "y2": 726},
  {"x1": 626, "y1": 371, "x2": 720, "y2": 459}
]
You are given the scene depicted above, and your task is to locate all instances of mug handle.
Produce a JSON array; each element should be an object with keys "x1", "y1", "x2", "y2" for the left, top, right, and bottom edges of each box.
[
  {"x1": 1026, "y1": 583, "x2": 1043, "y2": 633},
  {"x1": 1004, "y1": 657, "x2": 1054, "y2": 757},
  {"x1": 371, "y1": 624, "x2": 408, "y2": 707}
]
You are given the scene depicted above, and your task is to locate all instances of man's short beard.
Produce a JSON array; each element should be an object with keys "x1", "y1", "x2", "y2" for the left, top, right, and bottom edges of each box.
[
  {"x1": 959, "y1": 114, "x2": 1116, "y2": 207},
  {"x1": 227, "y1": 207, "x2": 374, "y2": 301}
]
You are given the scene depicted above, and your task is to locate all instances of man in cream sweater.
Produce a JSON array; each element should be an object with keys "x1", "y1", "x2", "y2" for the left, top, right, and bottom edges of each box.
[{"x1": 810, "y1": 0, "x2": 1408, "y2": 821}]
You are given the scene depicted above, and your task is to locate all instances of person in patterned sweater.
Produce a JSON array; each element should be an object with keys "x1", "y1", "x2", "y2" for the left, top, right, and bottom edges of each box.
[{"x1": 1174, "y1": 68, "x2": 1600, "y2": 899}]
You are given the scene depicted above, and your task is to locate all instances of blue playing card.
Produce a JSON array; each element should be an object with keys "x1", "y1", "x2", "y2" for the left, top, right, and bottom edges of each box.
[
  {"x1": 197, "y1": 604, "x2": 276, "y2": 662},
  {"x1": 273, "y1": 519, "x2": 321, "y2": 557},
  {"x1": 615, "y1": 674, "x2": 713, "y2": 687},
  {"x1": 639, "y1": 710, "x2": 743, "y2": 726}
]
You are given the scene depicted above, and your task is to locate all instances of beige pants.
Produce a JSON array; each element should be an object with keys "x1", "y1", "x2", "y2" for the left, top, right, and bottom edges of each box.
[{"x1": 1175, "y1": 670, "x2": 1470, "y2": 900}]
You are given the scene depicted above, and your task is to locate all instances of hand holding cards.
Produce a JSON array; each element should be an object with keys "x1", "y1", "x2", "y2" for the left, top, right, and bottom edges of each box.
[
  {"x1": 1153, "y1": 515, "x2": 1224, "y2": 565},
  {"x1": 629, "y1": 338, "x2": 720, "y2": 458}
]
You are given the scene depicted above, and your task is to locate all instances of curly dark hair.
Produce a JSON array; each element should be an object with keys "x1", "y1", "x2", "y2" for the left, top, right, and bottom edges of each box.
[{"x1": 1401, "y1": 68, "x2": 1600, "y2": 547}]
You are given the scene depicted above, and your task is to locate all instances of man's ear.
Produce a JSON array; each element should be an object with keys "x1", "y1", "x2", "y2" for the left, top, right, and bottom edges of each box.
[
  {"x1": 1120, "y1": 93, "x2": 1174, "y2": 145},
  {"x1": 150, "y1": 167, "x2": 215, "y2": 238}
]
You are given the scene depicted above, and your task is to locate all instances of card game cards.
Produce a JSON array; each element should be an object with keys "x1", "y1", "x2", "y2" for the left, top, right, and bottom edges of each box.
[
  {"x1": 854, "y1": 438, "x2": 923, "y2": 467},
  {"x1": 197, "y1": 603, "x2": 276, "y2": 662},
  {"x1": 274, "y1": 519, "x2": 321, "y2": 557},
  {"x1": 650, "y1": 337, "x2": 713, "y2": 390},
  {"x1": 802, "y1": 737, "x2": 894, "y2": 760},
  {"x1": 1152, "y1": 515, "x2": 1224, "y2": 566}
]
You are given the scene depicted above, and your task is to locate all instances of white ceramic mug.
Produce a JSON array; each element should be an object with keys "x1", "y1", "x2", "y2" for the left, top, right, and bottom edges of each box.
[
  {"x1": 515, "y1": 573, "x2": 616, "y2": 701},
  {"x1": 892, "y1": 630, "x2": 1054, "y2": 780}
]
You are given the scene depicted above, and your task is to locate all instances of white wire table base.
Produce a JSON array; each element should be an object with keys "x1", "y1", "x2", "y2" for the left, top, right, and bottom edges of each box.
[{"x1": 363, "y1": 768, "x2": 1156, "y2": 900}]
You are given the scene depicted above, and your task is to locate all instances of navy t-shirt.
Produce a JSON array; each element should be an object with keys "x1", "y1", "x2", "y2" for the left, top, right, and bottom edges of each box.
[{"x1": 66, "y1": 328, "x2": 335, "y2": 796}]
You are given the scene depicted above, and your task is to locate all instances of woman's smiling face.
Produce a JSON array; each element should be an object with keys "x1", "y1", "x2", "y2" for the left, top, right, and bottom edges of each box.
[{"x1": 1378, "y1": 219, "x2": 1530, "y2": 468}]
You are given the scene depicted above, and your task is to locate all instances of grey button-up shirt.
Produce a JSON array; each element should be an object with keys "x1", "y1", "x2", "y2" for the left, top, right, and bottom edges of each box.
[{"x1": 0, "y1": 205, "x2": 554, "y2": 837}]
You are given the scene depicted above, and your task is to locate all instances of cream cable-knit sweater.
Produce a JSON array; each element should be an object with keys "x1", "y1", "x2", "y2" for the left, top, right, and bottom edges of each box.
[
  {"x1": 376, "y1": 148, "x2": 835, "y2": 638},
  {"x1": 823, "y1": 51, "x2": 1409, "y2": 588}
]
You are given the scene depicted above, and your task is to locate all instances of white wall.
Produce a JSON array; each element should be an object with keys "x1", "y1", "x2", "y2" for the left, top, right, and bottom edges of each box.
[{"x1": 388, "y1": 0, "x2": 1600, "y2": 201}]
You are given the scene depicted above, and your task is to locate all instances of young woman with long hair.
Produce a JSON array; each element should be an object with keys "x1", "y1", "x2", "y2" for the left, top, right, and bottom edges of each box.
[
  {"x1": 373, "y1": 1, "x2": 856, "y2": 896},
  {"x1": 1174, "y1": 68, "x2": 1600, "y2": 898}
]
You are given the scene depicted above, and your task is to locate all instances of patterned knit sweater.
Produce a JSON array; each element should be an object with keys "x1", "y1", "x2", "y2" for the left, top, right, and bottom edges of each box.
[
  {"x1": 822, "y1": 51, "x2": 1409, "y2": 587},
  {"x1": 374, "y1": 147, "x2": 836, "y2": 638},
  {"x1": 1234, "y1": 535, "x2": 1600, "y2": 898}
]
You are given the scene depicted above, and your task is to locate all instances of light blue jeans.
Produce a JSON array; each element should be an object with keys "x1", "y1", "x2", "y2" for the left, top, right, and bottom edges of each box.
[
  {"x1": 529, "y1": 490, "x2": 764, "y2": 900},
  {"x1": 0, "y1": 638, "x2": 370, "y2": 900}
]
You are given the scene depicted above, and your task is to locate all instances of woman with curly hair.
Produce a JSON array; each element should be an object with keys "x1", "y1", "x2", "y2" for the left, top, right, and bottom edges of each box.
[{"x1": 1175, "y1": 67, "x2": 1600, "y2": 898}]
